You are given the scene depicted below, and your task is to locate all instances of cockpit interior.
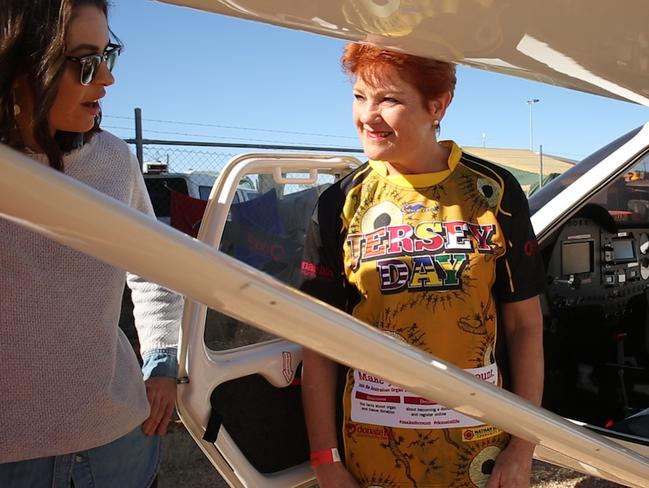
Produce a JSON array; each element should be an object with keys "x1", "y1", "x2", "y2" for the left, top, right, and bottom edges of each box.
[{"x1": 541, "y1": 155, "x2": 649, "y2": 438}]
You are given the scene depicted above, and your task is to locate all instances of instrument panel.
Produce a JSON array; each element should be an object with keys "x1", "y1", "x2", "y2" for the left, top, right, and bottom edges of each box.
[{"x1": 546, "y1": 217, "x2": 649, "y2": 319}]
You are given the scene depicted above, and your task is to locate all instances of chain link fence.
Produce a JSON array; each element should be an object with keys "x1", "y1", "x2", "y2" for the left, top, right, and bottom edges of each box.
[
  {"x1": 125, "y1": 140, "x2": 364, "y2": 223},
  {"x1": 136, "y1": 145, "x2": 235, "y2": 175}
]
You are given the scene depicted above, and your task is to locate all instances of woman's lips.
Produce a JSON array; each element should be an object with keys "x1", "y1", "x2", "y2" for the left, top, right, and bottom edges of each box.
[
  {"x1": 81, "y1": 101, "x2": 100, "y2": 116},
  {"x1": 365, "y1": 130, "x2": 392, "y2": 140}
]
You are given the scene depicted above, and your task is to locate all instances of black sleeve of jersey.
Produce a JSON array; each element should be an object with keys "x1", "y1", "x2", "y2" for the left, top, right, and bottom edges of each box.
[
  {"x1": 494, "y1": 177, "x2": 546, "y2": 303},
  {"x1": 298, "y1": 188, "x2": 349, "y2": 311}
]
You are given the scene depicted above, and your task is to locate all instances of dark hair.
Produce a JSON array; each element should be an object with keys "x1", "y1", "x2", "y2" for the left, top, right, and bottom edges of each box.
[
  {"x1": 0, "y1": 0, "x2": 112, "y2": 171},
  {"x1": 341, "y1": 42, "x2": 456, "y2": 107}
]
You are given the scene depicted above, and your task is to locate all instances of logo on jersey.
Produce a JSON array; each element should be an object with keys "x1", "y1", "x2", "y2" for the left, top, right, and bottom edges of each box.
[
  {"x1": 462, "y1": 425, "x2": 503, "y2": 442},
  {"x1": 346, "y1": 218, "x2": 497, "y2": 293},
  {"x1": 402, "y1": 203, "x2": 438, "y2": 214}
]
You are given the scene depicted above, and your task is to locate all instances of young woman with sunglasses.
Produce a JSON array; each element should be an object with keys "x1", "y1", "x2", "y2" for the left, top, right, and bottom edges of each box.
[
  {"x1": 300, "y1": 43, "x2": 546, "y2": 488},
  {"x1": 0, "y1": 1, "x2": 181, "y2": 486}
]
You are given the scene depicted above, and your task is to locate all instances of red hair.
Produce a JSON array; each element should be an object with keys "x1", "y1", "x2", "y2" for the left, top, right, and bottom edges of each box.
[{"x1": 341, "y1": 43, "x2": 456, "y2": 105}]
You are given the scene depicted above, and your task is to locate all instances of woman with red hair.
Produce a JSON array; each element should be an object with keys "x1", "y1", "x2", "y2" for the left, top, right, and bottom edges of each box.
[{"x1": 300, "y1": 43, "x2": 545, "y2": 488}]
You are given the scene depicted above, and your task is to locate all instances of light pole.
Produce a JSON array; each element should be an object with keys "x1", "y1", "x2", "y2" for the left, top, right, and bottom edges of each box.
[{"x1": 526, "y1": 98, "x2": 539, "y2": 151}]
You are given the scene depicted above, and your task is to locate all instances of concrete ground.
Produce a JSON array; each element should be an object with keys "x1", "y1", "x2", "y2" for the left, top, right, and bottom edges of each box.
[
  {"x1": 158, "y1": 421, "x2": 626, "y2": 488},
  {"x1": 158, "y1": 421, "x2": 226, "y2": 488}
]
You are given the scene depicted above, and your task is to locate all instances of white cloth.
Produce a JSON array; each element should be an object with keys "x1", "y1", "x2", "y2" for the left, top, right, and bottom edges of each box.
[{"x1": 0, "y1": 131, "x2": 182, "y2": 462}]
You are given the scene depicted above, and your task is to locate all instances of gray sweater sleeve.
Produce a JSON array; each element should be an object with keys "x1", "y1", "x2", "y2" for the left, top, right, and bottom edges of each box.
[{"x1": 125, "y1": 150, "x2": 183, "y2": 361}]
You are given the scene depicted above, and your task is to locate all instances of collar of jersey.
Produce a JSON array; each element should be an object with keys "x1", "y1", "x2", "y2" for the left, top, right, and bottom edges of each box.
[{"x1": 368, "y1": 140, "x2": 461, "y2": 188}]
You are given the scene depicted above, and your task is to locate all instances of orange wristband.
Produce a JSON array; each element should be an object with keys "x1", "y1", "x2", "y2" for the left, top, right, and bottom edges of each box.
[{"x1": 310, "y1": 447, "x2": 341, "y2": 467}]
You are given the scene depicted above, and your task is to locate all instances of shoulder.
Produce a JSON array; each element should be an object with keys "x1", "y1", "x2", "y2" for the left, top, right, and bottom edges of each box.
[
  {"x1": 459, "y1": 151, "x2": 520, "y2": 189},
  {"x1": 311, "y1": 162, "x2": 371, "y2": 230},
  {"x1": 319, "y1": 162, "x2": 371, "y2": 205},
  {"x1": 459, "y1": 151, "x2": 527, "y2": 209},
  {"x1": 67, "y1": 130, "x2": 144, "y2": 202},
  {"x1": 87, "y1": 130, "x2": 139, "y2": 171},
  {"x1": 90, "y1": 129, "x2": 128, "y2": 152}
]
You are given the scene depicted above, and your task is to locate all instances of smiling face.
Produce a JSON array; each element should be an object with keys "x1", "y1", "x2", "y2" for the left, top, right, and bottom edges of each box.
[
  {"x1": 48, "y1": 4, "x2": 114, "y2": 134},
  {"x1": 352, "y1": 66, "x2": 448, "y2": 171}
]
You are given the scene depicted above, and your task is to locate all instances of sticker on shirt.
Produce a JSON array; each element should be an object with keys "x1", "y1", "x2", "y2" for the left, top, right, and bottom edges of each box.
[
  {"x1": 345, "y1": 422, "x2": 389, "y2": 440},
  {"x1": 462, "y1": 425, "x2": 503, "y2": 442},
  {"x1": 350, "y1": 363, "x2": 498, "y2": 429}
]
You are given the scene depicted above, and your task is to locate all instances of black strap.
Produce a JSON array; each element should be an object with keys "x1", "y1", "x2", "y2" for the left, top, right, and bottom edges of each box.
[{"x1": 202, "y1": 409, "x2": 222, "y2": 443}]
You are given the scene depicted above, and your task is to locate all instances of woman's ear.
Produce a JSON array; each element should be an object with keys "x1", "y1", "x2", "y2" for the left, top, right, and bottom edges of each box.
[
  {"x1": 12, "y1": 76, "x2": 39, "y2": 149},
  {"x1": 428, "y1": 91, "x2": 453, "y2": 123},
  {"x1": 12, "y1": 76, "x2": 33, "y2": 118}
]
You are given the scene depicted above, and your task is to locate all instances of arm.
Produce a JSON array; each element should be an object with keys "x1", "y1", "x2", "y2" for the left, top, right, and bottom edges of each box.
[
  {"x1": 126, "y1": 150, "x2": 183, "y2": 435},
  {"x1": 302, "y1": 350, "x2": 358, "y2": 487},
  {"x1": 488, "y1": 174, "x2": 546, "y2": 487},
  {"x1": 142, "y1": 349, "x2": 177, "y2": 436},
  {"x1": 302, "y1": 349, "x2": 338, "y2": 450},
  {"x1": 486, "y1": 295, "x2": 544, "y2": 488},
  {"x1": 502, "y1": 295, "x2": 544, "y2": 408},
  {"x1": 299, "y1": 194, "x2": 359, "y2": 487},
  {"x1": 128, "y1": 273, "x2": 183, "y2": 436}
]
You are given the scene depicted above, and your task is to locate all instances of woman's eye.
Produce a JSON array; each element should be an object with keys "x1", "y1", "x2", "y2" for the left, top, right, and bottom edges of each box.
[
  {"x1": 353, "y1": 93, "x2": 365, "y2": 101},
  {"x1": 383, "y1": 97, "x2": 399, "y2": 104}
]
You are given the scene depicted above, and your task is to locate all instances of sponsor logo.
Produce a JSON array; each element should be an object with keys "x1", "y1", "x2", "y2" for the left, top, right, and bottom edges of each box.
[
  {"x1": 345, "y1": 422, "x2": 389, "y2": 439},
  {"x1": 300, "y1": 261, "x2": 334, "y2": 280},
  {"x1": 462, "y1": 425, "x2": 503, "y2": 442},
  {"x1": 402, "y1": 203, "x2": 437, "y2": 214}
]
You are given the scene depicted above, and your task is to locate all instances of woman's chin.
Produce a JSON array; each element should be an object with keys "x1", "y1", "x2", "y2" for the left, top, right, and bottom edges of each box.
[
  {"x1": 51, "y1": 111, "x2": 97, "y2": 134},
  {"x1": 363, "y1": 148, "x2": 389, "y2": 161},
  {"x1": 55, "y1": 121, "x2": 95, "y2": 134}
]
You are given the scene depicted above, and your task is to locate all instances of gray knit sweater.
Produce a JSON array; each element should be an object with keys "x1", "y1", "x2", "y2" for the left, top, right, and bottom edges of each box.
[{"x1": 0, "y1": 131, "x2": 182, "y2": 463}]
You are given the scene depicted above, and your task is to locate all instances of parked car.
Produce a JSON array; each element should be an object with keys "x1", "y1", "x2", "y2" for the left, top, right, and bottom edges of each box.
[
  {"x1": 1, "y1": 0, "x2": 649, "y2": 487},
  {"x1": 141, "y1": 163, "x2": 257, "y2": 223}
]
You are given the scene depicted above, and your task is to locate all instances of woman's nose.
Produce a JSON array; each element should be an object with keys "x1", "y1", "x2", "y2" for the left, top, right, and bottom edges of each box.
[
  {"x1": 93, "y1": 61, "x2": 115, "y2": 87},
  {"x1": 359, "y1": 103, "x2": 380, "y2": 124}
]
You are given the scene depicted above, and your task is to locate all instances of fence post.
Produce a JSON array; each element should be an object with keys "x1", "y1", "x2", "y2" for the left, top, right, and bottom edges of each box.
[
  {"x1": 134, "y1": 107, "x2": 144, "y2": 171},
  {"x1": 539, "y1": 144, "x2": 544, "y2": 188}
]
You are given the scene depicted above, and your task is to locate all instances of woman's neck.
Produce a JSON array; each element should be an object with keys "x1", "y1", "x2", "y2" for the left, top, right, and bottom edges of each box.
[{"x1": 384, "y1": 141, "x2": 451, "y2": 175}]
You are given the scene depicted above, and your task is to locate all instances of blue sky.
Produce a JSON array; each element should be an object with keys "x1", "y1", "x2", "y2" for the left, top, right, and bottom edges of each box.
[{"x1": 103, "y1": 0, "x2": 649, "y2": 161}]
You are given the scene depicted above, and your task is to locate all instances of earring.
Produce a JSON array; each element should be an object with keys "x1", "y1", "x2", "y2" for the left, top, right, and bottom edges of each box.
[{"x1": 13, "y1": 103, "x2": 21, "y2": 116}]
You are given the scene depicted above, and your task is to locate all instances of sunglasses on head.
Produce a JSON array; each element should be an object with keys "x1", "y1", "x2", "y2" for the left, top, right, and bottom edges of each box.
[{"x1": 65, "y1": 43, "x2": 122, "y2": 86}]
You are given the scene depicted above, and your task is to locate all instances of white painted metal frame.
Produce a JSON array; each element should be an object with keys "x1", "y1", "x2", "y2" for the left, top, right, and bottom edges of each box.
[
  {"x1": 3, "y1": 144, "x2": 649, "y2": 486},
  {"x1": 177, "y1": 153, "x2": 360, "y2": 487},
  {"x1": 532, "y1": 123, "x2": 649, "y2": 242}
]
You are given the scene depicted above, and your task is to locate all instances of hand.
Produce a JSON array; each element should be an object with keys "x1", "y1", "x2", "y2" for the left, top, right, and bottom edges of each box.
[
  {"x1": 314, "y1": 463, "x2": 360, "y2": 488},
  {"x1": 485, "y1": 438, "x2": 534, "y2": 488},
  {"x1": 141, "y1": 377, "x2": 177, "y2": 436}
]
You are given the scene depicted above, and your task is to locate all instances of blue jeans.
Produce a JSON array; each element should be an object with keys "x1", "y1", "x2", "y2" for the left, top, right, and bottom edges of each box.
[{"x1": 0, "y1": 426, "x2": 161, "y2": 488}]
